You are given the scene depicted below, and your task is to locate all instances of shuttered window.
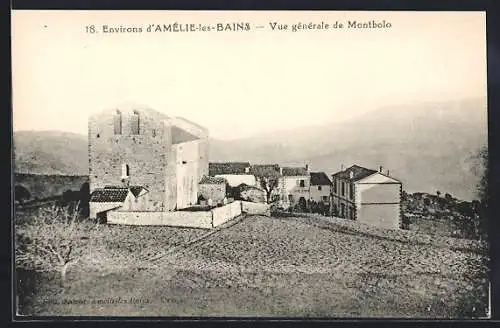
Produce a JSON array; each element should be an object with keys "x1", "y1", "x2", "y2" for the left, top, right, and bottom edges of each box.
[
  {"x1": 114, "y1": 110, "x2": 122, "y2": 135},
  {"x1": 131, "y1": 111, "x2": 140, "y2": 135}
]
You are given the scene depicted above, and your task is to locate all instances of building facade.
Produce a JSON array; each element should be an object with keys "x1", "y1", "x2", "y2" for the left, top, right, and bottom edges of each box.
[
  {"x1": 309, "y1": 172, "x2": 332, "y2": 204},
  {"x1": 331, "y1": 165, "x2": 402, "y2": 229},
  {"x1": 278, "y1": 166, "x2": 310, "y2": 210},
  {"x1": 88, "y1": 105, "x2": 209, "y2": 218},
  {"x1": 198, "y1": 175, "x2": 227, "y2": 204}
]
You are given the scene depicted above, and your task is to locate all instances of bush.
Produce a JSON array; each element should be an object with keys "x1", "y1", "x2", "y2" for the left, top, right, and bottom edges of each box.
[{"x1": 15, "y1": 204, "x2": 101, "y2": 287}]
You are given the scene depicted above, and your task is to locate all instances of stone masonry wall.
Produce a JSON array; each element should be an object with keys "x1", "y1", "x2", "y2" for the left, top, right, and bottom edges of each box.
[{"x1": 89, "y1": 109, "x2": 172, "y2": 211}]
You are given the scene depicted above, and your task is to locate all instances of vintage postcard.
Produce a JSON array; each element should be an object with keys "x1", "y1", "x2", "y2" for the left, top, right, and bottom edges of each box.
[{"x1": 12, "y1": 10, "x2": 489, "y2": 318}]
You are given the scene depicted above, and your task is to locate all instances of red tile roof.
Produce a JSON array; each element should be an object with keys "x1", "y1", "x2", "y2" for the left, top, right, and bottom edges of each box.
[
  {"x1": 310, "y1": 172, "x2": 332, "y2": 186},
  {"x1": 90, "y1": 187, "x2": 129, "y2": 203},
  {"x1": 209, "y1": 162, "x2": 251, "y2": 175},
  {"x1": 281, "y1": 166, "x2": 308, "y2": 176},
  {"x1": 331, "y1": 165, "x2": 378, "y2": 181},
  {"x1": 200, "y1": 175, "x2": 227, "y2": 184}
]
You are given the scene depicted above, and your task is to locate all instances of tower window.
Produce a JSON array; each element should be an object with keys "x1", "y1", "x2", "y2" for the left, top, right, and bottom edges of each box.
[
  {"x1": 121, "y1": 163, "x2": 130, "y2": 179},
  {"x1": 131, "y1": 110, "x2": 140, "y2": 135},
  {"x1": 114, "y1": 110, "x2": 122, "y2": 135}
]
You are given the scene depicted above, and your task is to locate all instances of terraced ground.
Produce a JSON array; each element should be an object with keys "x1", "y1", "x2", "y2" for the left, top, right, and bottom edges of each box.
[{"x1": 17, "y1": 215, "x2": 488, "y2": 318}]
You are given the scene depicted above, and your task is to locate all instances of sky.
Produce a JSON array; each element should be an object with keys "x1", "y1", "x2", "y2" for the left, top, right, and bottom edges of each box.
[{"x1": 11, "y1": 11, "x2": 487, "y2": 140}]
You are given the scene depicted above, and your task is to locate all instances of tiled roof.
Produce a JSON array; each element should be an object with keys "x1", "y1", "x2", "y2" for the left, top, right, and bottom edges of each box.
[
  {"x1": 104, "y1": 185, "x2": 146, "y2": 198},
  {"x1": 90, "y1": 187, "x2": 129, "y2": 203},
  {"x1": 129, "y1": 186, "x2": 146, "y2": 197},
  {"x1": 331, "y1": 165, "x2": 378, "y2": 182},
  {"x1": 250, "y1": 164, "x2": 281, "y2": 174},
  {"x1": 200, "y1": 175, "x2": 227, "y2": 184},
  {"x1": 209, "y1": 162, "x2": 251, "y2": 175},
  {"x1": 282, "y1": 166, "x2": 308, "y2": 176},
  {"x1": 310, "y1": 172, "x2": 332, "y2": 186}
]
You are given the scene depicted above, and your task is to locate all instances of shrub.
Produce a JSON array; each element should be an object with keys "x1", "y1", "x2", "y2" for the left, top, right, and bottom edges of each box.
[{"x1": 15, "y1": 204, "x2": 101, "y2": 287}]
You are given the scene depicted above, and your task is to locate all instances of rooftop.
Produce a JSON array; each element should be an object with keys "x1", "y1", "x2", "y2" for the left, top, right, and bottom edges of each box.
[
  {"x1": 310, "y1": 172, "x2": 332, "y2": 186},
  {"x1": 331, "y1": 165, "x2": 378, "y2": 182},
  {"x1": 90, "y1": 187, "x2": 130, "y2": 203},
  {"x1": 200, "y1": 175, "x2": 227, "y2": 184},
  {"x1": 209, "y1": 162, "x2": 251, "y2": 175},
  {"x1": 282, "y1": 166, "x2": 308, "y2": 176}
]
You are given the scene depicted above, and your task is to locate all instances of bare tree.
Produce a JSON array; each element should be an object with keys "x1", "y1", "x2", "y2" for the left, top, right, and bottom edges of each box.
[
  {"x1": 15, "y1": 204, "x2": 100, "y2": 287},
  {"x1": 251, "y1": 166, "x2": 281, "y2": 204}
]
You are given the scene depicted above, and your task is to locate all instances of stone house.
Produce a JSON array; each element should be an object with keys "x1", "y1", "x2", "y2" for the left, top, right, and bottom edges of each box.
[
  {"x1": 278, "y1": 165, "x2": 310, "y2": 210},
  {"x1": 198, "y1": 175, "x2": 227, "y2": 204},
  {"x1": 88, "y1": 105, "x2": 209, "y2": 219},
  {"x1": 309, "y1": 172, "x2": 332, "y2": 204},
  {"x1": 331, "y1": 165, "x2": 402, "y2": 230}
]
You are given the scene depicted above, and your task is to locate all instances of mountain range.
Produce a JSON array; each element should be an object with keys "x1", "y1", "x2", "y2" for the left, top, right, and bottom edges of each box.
[{"x1": 13, "y1": 98, "x2": 487, "y2": 201}]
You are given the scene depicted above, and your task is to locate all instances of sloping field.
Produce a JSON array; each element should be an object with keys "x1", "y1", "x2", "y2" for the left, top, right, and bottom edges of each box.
[{"x1": 18, "y1": 215, "x2": 487, "y2": 318}]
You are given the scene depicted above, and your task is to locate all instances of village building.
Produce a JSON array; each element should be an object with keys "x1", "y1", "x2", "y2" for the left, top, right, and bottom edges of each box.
[
  {"x1": 88, "y1": 105, "x2": 209, "y2": 219},
  {"x1": 208, "y1": 162, "x2": 257, "y2": 187},
  {"x1": 278, "y1": 165, "x2": 310, "y2": 210},
  {"x1": 331, "y1": 165, "x2": 402, "y2": 229},
  {"x1": 309, "y1": 172, "x2": 332, "y2": 204},
  {"x1": 198, "y1": 175, "x2": 227, "y2": 205}
]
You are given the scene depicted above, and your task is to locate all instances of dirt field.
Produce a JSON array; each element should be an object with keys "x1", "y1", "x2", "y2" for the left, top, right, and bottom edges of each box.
[{"x1": 16, "y1": 215, "x2": 488, "y2": 318}]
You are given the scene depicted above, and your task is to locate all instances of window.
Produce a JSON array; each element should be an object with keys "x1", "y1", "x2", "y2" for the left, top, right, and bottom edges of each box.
[
  {"x1": 341, "y1": 181, "x2": 345, "y2": 196},
  {"x1": 318, "y1": 185, "x2": 322, "y2": 191},
  {"x1": 121, "y1": 163, "x2": 129, "y2": 179},
  {"x1": 131, "y1": 110, "x2": 140, "y2": 135},
  {"x1": 350, "y1": 207, "x2": 355, "y2": 220},
  {"x1": 340, "y1": 203, "x2": 345, "y2": 218},
  {"x1": 152, "y1": 129, "x2": 156, "y2": 137},
  {"x1": 114, "y1": 110, "x2": 122, "y2": 135},
  {"x1": 349, "y1": 184, "x2": 354, "y2": 200},
  {"x1": 299, "y1": 180, "x2": 305, "y2": 187},
  {"x1": 322, "y1": 196, "x2": 329, "y2": 202},
  {"x1": 333, "y1": 179, "x2": 337, "y2": 194}
]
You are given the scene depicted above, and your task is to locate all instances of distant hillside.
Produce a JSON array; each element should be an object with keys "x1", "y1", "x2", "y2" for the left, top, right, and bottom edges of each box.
[
  {"x1": 13, "y1": 131, "x2": 88, "y2": 175},
  {"x1": 210, "y1": 98, "x2": 487, "y2": 201},
  {"x1": 13, "y1": 98, "x2": 487, "y2": 201}
]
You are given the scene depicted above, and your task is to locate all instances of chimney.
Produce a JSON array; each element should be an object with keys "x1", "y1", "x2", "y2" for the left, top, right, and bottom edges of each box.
[{"x1": 379, "y1": 166, "x2": 383, "y2": 173}]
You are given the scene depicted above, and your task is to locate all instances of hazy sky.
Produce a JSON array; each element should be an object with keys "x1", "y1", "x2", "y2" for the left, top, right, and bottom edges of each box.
[{"x1": 12, "y1": 11, "x2": 486, "y2": 140}]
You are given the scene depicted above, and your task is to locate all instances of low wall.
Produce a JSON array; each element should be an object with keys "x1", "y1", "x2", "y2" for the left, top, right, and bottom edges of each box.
[
  {"x1": 241, "y1": 201, "x2": 270, "y2": 216},
  {"x1": 106, "y1": 201, "x2": 243, "y2": 228},
  {"x1": 212, "y1": 201, "x2": 242, "y2": 227},
  {"x1": 107, "y1": 211, "x2": 213, "y2": 229}
]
